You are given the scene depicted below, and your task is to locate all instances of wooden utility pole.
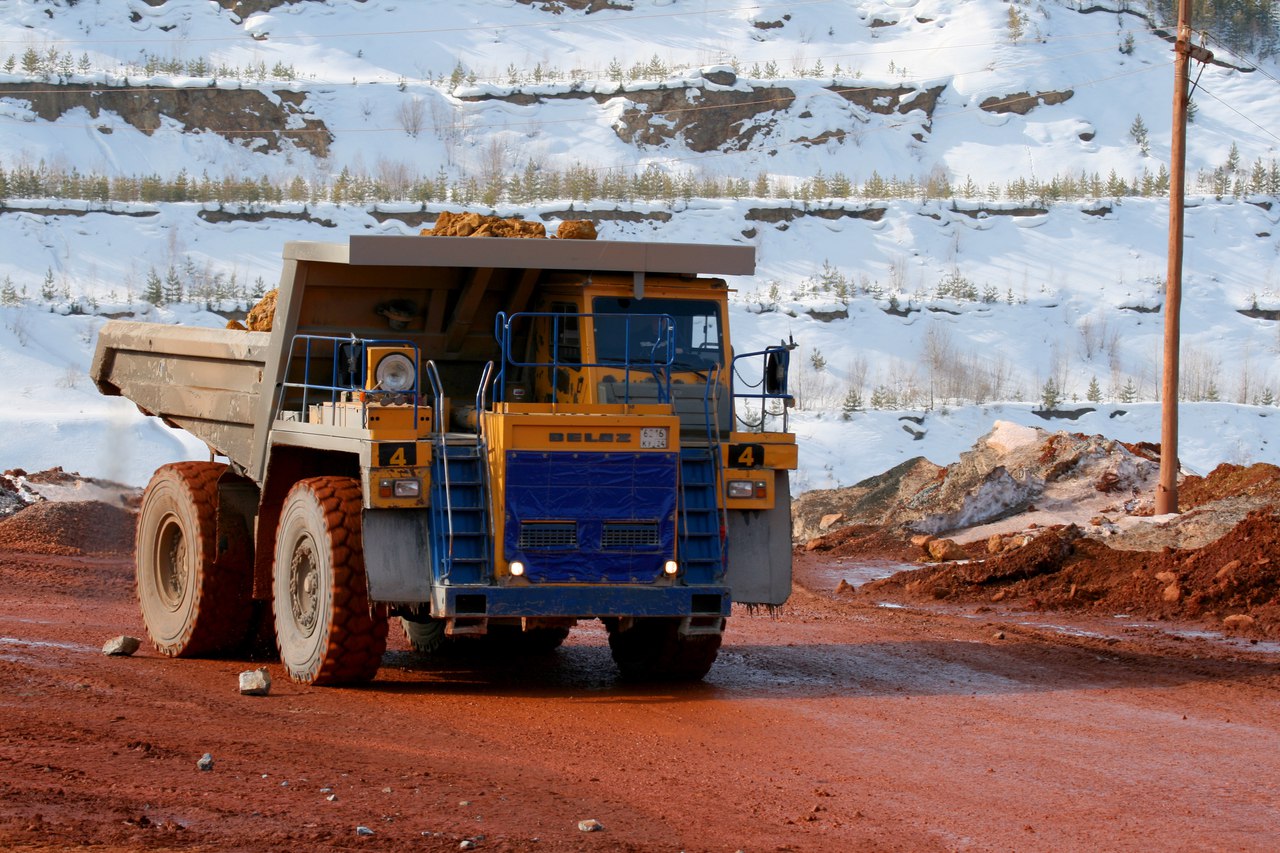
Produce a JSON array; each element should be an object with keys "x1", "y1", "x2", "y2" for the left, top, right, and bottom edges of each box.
[{"x1": 1156, "y1": 0, "x2": 1198, "y2": 515}]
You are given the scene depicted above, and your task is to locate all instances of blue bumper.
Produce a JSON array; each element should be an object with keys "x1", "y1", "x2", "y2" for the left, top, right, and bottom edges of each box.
[{"x1": 433, "y1": 583, "x2": 730, "y2": 618}]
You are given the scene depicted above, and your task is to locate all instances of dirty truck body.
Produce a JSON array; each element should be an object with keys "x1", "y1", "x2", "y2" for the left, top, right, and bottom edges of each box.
[{"x1": 92, "y1": 235, "x2": 797, "y2": 684}]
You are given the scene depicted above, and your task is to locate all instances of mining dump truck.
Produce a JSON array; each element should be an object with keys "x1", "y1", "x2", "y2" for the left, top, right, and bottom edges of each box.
[{"x1": 91, "y1": 234, "x2": 797, "y2": 684}]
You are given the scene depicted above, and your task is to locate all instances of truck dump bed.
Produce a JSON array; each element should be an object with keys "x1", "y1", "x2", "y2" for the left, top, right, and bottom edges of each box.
[
  {"x1": 91, "y1": 321, "x2": 271, "y2": 471},
  {"x1": 91, "y1": 236, "x2": 755, "y2": 481}
]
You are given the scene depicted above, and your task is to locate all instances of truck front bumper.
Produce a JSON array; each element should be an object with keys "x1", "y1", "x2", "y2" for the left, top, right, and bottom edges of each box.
[{"x1": 431, "y1": 584, "x2": 730, "y2": 619}]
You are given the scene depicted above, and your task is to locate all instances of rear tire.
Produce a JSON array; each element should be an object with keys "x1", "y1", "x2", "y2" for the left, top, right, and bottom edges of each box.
[
  {"x1": 401, "y1": 617, "x2": 448, "y2": 654},
  {"x1": 272, "y1": 477, "x2": 388, "y2": 685},
  {"x1": 607, "y1": 617, "x2": 723, "y2": 682},
  {"x1": 135, "y1": 462, "x2": 252, "y2": 657}
]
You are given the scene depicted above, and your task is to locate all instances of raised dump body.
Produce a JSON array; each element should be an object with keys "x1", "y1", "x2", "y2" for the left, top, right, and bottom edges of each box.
[{"x1": 93, "y1": 233, "x2": 797, "y2": 684}]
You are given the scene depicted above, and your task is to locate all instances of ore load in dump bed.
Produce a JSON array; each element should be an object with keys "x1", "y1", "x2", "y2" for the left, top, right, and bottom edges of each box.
[{"x1": 91, "y1": 229, "x2": 799, "y2": 685}]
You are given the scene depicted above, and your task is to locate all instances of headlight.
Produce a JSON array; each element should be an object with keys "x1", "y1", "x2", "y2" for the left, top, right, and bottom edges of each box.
[
  {"x1": 663, "y1": 560, "x2": 679, "y2": 576},
  {"x1": 374, "y1": 352, "x2": 416, "y2": 392},
  {"x1": 727, "y1": 480, "x2": 754, "y2": 499},
  {"x1": 379, "y1": 478, "x2": 421, "y2": 498},
  {"x1": 509, "y1": 561, "x2": 526, "y2": 577}
]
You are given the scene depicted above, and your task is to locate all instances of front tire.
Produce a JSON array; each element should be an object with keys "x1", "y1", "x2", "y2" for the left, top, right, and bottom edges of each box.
[
  {"x1": 135, "y1": 462, "x2": 251, "y2": 657},
  {"x1": 272, "y1": 477, "x2": 388, "y2": 685}
]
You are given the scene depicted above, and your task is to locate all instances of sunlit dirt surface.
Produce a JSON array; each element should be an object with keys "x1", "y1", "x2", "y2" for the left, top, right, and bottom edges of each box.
[{"x1": 2, "y1": 536, "x2": 1279, "y2": 851}]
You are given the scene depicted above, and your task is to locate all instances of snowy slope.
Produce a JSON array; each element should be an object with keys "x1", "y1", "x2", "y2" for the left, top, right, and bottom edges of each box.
[{"x1": 0, "y1": 0, "x2": 1278, "y2": 488}]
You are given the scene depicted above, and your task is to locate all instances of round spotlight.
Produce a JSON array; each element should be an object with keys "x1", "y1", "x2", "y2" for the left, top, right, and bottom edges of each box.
[
  {"x1": 509, "y1": 561, "x2": 526, "y2": 577},
  {"x1": 663, "y1": 560, "x2": 679, "y2": 576},
  {"x1": 374, "y1": 352, "x2": 416, "y2": 392}
]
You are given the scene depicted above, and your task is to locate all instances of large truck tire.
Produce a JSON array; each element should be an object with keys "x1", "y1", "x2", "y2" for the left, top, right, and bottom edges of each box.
[
  {"x1": 401, "y1": 617, "x2": 447, "y2": 654},
  {"x1": 607, "y1": 617, "x2": 722, "y2": 682},
  {"x1": 272, "y1": 477, "x2": 388, "y2": 685},
  {"x1": 136, "y1": 462, "x2": 254, "y2": 657}
]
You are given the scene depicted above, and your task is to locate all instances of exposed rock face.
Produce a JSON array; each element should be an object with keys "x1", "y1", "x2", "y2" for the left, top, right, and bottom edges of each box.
[
  {"x1": 463, "y1": 78, "x2": 946, "y2": 153},
  {"x1": 0, "y1": 83, "x2": 332, "y2": 157},
  {"x1": 792, "y1": 456, "x2": 945, "y2": 541},
  {"x1": 792, "y1": 421, "x2": 1164, "y2": 543},
  {"x1": 613, "y1": 86, "x2": 797, "y2": 151},
  {"x1": 979, "y1": 89, "x2": 1074, "y2": 115},
  {"x1": 829, "y1": 83, "x2": 946, "y2": 119}
]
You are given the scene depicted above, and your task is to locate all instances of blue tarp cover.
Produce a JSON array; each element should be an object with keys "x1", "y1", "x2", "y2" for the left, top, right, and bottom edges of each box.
[{"x1": 504, "y1": 450, "x2": 677, "y2": 583}]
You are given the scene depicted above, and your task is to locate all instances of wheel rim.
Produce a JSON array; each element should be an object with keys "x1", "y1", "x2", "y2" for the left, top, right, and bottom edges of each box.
[
  {"x1": 289, "y1": 535, "x2": 320, "y2": 637},
  {"x1": 155, "y1": 514, "x2": 187, "y2": 611}
]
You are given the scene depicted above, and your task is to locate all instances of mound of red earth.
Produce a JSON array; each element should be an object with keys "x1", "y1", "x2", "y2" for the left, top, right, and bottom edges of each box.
[
  {"x1": 858, "y1": 511, "x2": 1280, "y2": 636},
  {"x1": 0, "y1": 500, "x2": 136, "y2": 556},
  {"x1": 845, "y1": 463, "x2": 1280, "y2": 637},
  {"x1": 798, "y1": 426, "x2": 1280, "y2": 638}
]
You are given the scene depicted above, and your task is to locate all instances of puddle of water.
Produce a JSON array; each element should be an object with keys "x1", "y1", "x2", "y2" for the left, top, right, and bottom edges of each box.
[{"x1": 809, "y1": 560, "x2": 920, "y2": 591}]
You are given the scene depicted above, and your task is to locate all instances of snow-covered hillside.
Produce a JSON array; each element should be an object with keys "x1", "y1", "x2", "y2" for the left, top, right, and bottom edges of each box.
[{"x1": 1, "y1": 0, "x2": 1278, "y2": 489}]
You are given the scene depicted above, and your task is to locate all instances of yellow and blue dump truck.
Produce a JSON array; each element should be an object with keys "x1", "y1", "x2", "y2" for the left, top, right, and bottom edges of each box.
[{"x1": 91, "y1": 232, "x2": 797, "y2": 684}]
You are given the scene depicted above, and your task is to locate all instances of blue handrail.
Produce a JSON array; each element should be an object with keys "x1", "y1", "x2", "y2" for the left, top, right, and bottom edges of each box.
[
  {"x1": 730, "y1": 344, "x2": 795, "y2": 433},
  {"x1": 275, "y1": 334, "x2": 425, "y2": 428},
  {"x1": 492, "y1": 311, "x2": 678, "y2": 405}
]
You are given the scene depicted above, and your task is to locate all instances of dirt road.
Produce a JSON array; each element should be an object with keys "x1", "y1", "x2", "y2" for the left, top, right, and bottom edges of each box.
[{"x1": 2, "y1": 543, "x2": 1279, "y2": 852}]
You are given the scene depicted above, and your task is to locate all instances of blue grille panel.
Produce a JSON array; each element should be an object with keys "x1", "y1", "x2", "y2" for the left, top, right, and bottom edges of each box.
[{"x1": 504, "y1": 451, "x2": 677, "y2": 583}]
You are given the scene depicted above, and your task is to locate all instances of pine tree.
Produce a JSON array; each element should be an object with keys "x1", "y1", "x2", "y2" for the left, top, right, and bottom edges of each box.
[
  {"x1": 1118, "y1": 378, "x2": 1137, "y2": 403},
  {"x1": 1129, "y1": 114, "x2": 1149, "y2": 156},
  {"x1": 809, "y1": 349, "x2": 826, "y2": 372},
  {"x1": 841, "y1": 387, "x2": 863, "y2": 420},
  {"x1": 1006, "y1": 6, "x2": 1025, "y2": 43},
  {"x1": 1040, "y1": 377, "x2": 1061, "y2": 410},
  {"x1": 143, "y1": 267, "x2": 164, "y2": 306},
  {"x1": 1225, "y1": 142, "x2": 1241, "y2": 175},
  {"x1": 1086, "y1": 376, "x2": 1102, "y2": 403}
]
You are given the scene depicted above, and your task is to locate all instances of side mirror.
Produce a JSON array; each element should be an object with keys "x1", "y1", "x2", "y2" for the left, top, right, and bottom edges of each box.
[{"x1": 764, "y1": 348, "x2": 788, "y2": 395}]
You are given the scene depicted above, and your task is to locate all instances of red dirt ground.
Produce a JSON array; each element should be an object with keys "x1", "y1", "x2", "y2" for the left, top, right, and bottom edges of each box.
[{"x1": 1, "y1": 493, "x2": 1279, "y2": 851}]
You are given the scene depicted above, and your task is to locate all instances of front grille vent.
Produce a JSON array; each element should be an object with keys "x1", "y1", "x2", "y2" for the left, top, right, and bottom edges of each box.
[
  {"x1": 518, "y1": 521, "x2": 577, "y2": 549},
  {"x1": 602, "y1": 521, "x2": 661, "y2": 549}
]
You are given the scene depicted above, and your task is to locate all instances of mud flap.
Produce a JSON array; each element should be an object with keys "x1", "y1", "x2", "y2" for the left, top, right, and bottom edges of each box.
[
  {"x1": 361, "y1": 509, "x2": 432, "y2": 603},
  {"x1": 725, "y1": 473, "x2": 792, "y2": 606}
]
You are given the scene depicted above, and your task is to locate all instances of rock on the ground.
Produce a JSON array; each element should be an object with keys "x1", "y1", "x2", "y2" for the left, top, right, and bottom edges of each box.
[
  {"x1": 102, "y1": 635, "x2": 141, "y2": 656},
  {"x1": 926, "y1": 538, "x2": 967, "y2": 562},
  {"x1": 197, "y1": 753, "x2": 214, "y2": 771},
  {"x1": 238, "y1": 667, "x2": 271, "y2": 696},
  {"x1": 577, "y1": 818, "x2": 605, "y2": 832}
]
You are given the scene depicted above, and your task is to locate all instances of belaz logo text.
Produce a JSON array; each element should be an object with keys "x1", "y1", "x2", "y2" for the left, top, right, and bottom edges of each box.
[{"x1": 548, "y1": 432, "x2": 632, "y2": 443}]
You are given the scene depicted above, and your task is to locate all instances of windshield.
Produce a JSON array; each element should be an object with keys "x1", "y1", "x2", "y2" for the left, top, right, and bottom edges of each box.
[{"x1": 591, "y1": 297, "x2": 724, "y2": 372}]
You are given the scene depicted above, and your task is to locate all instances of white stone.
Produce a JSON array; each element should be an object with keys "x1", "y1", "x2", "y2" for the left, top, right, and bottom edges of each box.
[
  {"x1": 102, "y1": 635, "x2": 141, "y2": 656},
  {"x1": 985, "y1": 420, "x2": 1042, "y2": 455},
  {"x1": 238, "y1": 667, "x2": 271, "y2": 696}
]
